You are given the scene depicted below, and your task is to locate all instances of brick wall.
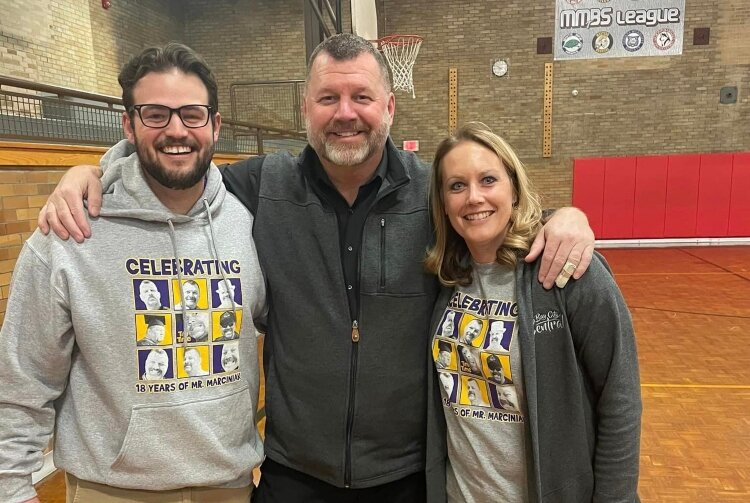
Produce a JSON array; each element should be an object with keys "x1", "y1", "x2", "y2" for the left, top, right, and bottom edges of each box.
[
  {"x1": 374, "y1": 0, "x2": 750, "y2": 208},
  {"x1": 183, "y1": 0, "x2": 307, "y2": 119},
  {"x1": 0, "y1": 0, "x2": 183, "y2": 97},
  {"x1": 0, "y1": 167, "x2": 65, "y2": 325},
  {"x1": 89, "y1": 0, "x2": 185, "y2": 96}
]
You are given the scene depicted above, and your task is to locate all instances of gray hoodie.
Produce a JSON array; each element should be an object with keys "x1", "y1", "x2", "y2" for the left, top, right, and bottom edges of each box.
[{"x1": 0, "y1": 140, "x2": 266, "y2": 502}]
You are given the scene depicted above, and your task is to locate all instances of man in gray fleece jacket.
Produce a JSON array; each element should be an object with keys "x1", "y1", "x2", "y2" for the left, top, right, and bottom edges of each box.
[{"x1": 0, "y1": 44, "x2": 266, "y2": 503}]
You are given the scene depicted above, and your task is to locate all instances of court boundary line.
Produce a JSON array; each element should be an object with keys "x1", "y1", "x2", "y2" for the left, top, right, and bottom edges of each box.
[{"x1": 641, "y1": 383, "x2": 750, "y2": 389}]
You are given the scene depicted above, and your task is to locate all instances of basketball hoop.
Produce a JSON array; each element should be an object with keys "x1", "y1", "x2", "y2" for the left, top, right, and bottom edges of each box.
[{"x1": 375, "y1": 34, "x2": 423, "y2": 99}]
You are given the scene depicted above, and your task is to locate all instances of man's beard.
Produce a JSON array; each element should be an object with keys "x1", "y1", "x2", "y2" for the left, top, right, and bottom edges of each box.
[
  {"x1": 306, "y1": 111, "x2": 391, "y2": 167},
  {"x1": 135, "y1": 135, "x2": 214, "y2": 190}
]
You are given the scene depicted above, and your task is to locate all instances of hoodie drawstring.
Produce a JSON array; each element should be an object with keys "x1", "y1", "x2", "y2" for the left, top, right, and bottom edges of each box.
[
  {"x1": 167, "y1": 199, "x2": 239, "y2": 350},
  {"x1": 203, "y1": 199, "x2": 240, "y2": 323}
]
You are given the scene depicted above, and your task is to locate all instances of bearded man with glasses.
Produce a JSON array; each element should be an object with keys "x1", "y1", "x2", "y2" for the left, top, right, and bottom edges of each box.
[
  {"x1": 123, "y1": 73, "x2": 218, "y2": 196},
  {"x1": 0, "y1": 43, "x2": 266, "y2": 503}
]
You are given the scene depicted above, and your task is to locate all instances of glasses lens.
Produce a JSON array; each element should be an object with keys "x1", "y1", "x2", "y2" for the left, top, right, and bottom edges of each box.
[
  {"x1": 136, "y1": 105, "x2": 210, "y2": 128},
  {"x1": 179, "y1": 105, "x2": 210, "y2": 127},
  {"x1": 139, "y1": 105, "x2": 171, "y2": 127}
]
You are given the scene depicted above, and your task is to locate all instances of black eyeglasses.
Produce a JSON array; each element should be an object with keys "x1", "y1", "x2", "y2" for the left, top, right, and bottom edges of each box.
[{"x1": 130, "y1": 104, "x2": 213, "y2": 128}]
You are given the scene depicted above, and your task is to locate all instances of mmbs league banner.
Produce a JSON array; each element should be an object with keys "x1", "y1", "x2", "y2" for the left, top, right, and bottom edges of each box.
[{"x1": 555, "y1": 0, "x2": 685, "y2": 60}]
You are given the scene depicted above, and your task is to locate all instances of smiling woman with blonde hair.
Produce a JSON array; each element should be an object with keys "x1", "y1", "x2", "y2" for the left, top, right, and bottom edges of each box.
[
  {"x1": 424, "y1": 122, "x2": 642, "y2": 503},
  {"x1": 426, "y1": 122, "x2": 542, "y2": 286}
]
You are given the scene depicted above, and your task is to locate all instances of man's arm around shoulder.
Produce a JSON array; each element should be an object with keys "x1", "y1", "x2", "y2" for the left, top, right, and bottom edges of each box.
[{"x1": 37, "y1": 165, "x2": 102, "y2": 242}]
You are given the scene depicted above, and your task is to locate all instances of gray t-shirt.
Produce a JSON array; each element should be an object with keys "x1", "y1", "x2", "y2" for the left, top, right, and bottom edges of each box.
[{"x1": 431, "y1": 262, "x2": 528, "y2": 502}]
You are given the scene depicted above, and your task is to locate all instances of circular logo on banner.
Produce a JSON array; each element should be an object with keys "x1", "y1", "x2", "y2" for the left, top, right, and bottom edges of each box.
[
  {"x1": 562, "y1": 33, "x2": 584, "y2": 54},
  {"x1": 592, "y1": 32, "x2": 613, "y2": 53},
  {"x1": 653, "y1": 28, "x2": 676, "y2": 50},
  {"x1": 622, "y1": 30, "x2": 644, "y2": 52},
  {"x1": 565, "y1": 0, "x2": 583, "y2": 5}
]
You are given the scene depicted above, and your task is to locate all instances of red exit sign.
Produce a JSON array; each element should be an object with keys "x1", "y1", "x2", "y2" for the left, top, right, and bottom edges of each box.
[{"x1": 403, "y1": 140, "x2": 419, "y2": 151}]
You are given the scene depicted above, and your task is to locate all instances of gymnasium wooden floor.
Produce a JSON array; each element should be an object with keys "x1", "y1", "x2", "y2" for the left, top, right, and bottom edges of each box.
[{"x1": 35, "y1": 246, "x2": 750, "y2": 502}]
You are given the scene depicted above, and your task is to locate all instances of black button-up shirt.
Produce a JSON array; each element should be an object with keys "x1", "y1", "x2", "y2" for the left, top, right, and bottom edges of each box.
[{"x1": 308, "y1": 149, "x2": 388, "y2": 319}]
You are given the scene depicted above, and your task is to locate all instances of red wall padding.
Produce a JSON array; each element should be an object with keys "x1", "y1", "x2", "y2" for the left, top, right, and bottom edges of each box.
[
  {"x1": 572, "y1": 158, "x2": 605, "y2": 237},
  {"x1": 633, "y1": 156, "x2": 668, "y2": 238},
  {"x1": 696, "y1": 154, "x2": 733, "y2": 237},
  {"x1": 664, "y1": 154, "x2": 700, "y2": 237},
  {"x1": 728, "y1": 153, "x2": 750, "y2": 236},
  {"x1": 573, "y1": 152, "x2": 749, "y2": 239},
  {"x1": 602, "y1": 157, "x2": 636, "y2": 238}
]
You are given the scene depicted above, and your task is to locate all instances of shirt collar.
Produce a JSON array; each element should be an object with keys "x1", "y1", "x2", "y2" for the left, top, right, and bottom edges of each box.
[{"x1": 309, "y1": 146, "x2": 388, "y2": 192}]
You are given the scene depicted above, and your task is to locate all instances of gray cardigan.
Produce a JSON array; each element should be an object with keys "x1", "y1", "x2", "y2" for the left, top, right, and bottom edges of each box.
[{"x1": 426, "y1": 253, "x2": 641, "y2": 502}]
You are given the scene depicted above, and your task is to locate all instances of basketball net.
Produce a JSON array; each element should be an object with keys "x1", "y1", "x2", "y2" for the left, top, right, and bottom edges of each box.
[{"x1": 377, "y1": 35, "x2": 423, "y2": 99}]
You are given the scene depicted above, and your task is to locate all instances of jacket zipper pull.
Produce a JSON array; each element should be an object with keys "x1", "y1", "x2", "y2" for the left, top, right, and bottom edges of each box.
[{"x1": 351, "y1": 320, "x2": 360, "y2": 342}]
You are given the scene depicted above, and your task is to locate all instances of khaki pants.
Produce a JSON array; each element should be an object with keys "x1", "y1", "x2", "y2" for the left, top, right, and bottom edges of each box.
[{"x1": 65, "y1": 473, "x2": 252, "y2": 503}]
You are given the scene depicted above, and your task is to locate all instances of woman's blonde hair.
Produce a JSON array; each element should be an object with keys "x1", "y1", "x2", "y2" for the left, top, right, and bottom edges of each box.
[{"x1": 425, "y1": 122, "x2": 542, "y2": 287}]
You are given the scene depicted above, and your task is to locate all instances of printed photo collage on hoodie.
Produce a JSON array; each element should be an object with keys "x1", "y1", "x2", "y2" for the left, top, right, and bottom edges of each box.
[{"x1": 133, "y1": 276, "x2": 243, "y2": 384}]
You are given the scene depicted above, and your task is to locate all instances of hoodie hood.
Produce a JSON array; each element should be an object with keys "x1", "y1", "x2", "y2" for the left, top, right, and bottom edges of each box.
[{"x1": 99, "y1": 139, "x2": 226, "y2": 223}]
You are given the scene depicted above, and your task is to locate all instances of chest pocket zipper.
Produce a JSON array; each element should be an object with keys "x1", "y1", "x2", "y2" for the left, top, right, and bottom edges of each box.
[{"x1": 379, "y1": 218, "x2": 386, "y2": 291}]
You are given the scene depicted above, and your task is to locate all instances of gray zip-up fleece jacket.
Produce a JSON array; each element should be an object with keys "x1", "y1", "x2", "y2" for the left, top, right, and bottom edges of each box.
[
  {"x1": 0, "y1": 140, "x2": 266, "y2": 503},
  {"x1": 221, "y1": 139, "x2": 441, "y2": 488},
  {"x1": 426, "y1": 253, "x2": 641, "y2": 502}
]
